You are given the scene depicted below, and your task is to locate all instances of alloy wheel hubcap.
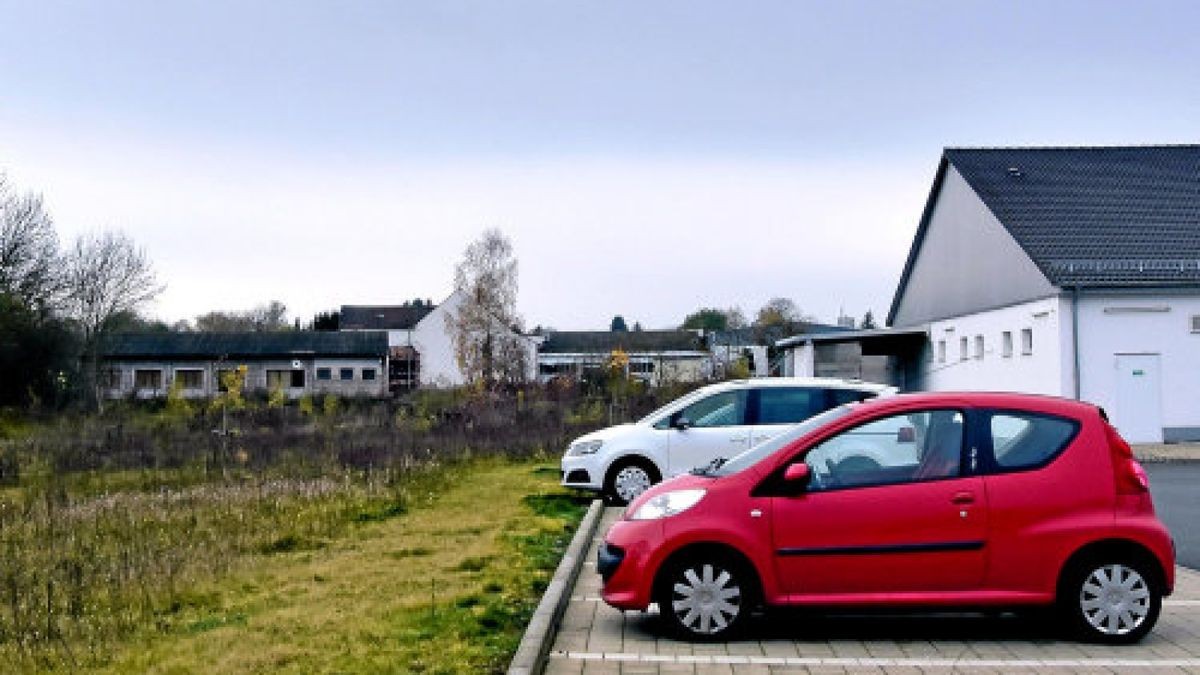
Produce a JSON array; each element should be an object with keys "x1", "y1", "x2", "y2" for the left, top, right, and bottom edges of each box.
[
  {"x1": 614, "y1": 467, "x2": 651, "y2": 502},
  {"x1": 1080, "y1": 563, "x2": 1151, "y2": 636},
  {"x1": 671, "y1": 563, "x2": 741, "y2": 635}
]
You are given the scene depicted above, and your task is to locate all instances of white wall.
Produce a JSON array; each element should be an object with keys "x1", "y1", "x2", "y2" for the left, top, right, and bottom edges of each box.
[
  {"x1": 922, "y1": 296, "x2": 1066, "y2": 396},
  {"x1": 1076, "y1": 293, "x2": 1200, "y2": 442},
  {"x1": 782, "y1": 343, "x2": 815, "y2": 378}
]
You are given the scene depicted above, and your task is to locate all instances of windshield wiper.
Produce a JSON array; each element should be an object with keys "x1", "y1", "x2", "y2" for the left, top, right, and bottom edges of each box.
[{"x1": 690, "y1": 456, "x2": 728, "y2": 476}]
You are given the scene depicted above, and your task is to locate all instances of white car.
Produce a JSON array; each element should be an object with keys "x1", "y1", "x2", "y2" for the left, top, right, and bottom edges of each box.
[{"x1": 560, "y1": 377, "x2": 897, "y2": 504}]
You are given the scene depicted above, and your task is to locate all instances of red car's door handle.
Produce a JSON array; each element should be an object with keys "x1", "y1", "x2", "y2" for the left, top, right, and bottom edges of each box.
[{"x1": 951, "y1": 492, "x2": 975, "y2": 505}]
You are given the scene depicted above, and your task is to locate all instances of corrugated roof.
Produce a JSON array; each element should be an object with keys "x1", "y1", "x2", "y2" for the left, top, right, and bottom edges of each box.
[
  {"x1": 539, "y1": 330, "x2": 704, "y2": 354},
  {"x1": 888, "y1": 145, "x2": 1200, "y2": 325},
  {"x1": 101, "y1": 331, "x2": 389, "y2": 359},
  {"x1": 340, "y1": 304, "x2": 433, "y2": 330},
  {"x1": 708, "y1": 323, "x2": 850, "y2": 347}
]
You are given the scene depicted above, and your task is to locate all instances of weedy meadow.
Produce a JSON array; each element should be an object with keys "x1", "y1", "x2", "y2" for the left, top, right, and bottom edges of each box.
[{"x1": 0, "y1": 384, "x2": 690, "y2": 671}]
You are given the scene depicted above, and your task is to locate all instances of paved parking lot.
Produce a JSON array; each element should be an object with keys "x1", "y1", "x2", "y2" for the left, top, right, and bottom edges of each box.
[{"x1": 547, "y1": 508, "x2": 1200, "y2": 674}]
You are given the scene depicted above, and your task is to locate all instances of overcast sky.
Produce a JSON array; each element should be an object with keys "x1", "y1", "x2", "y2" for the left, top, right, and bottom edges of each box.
[{"x1": 1, "y1": 1, "x2": 1197, "y2": 329}]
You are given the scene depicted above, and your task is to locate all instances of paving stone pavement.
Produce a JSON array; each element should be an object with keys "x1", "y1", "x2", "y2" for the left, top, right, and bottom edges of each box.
[{"x1": 546, "y1": 508, "x2": 1200, "y2": 674}]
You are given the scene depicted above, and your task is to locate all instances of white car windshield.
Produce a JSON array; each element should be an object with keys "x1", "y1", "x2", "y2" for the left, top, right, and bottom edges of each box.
[
  {"x1": 638, "y1": 387, "x2": 712, "y2": 426},
  {"x1": 709, "y1": 405, "x2": 855, "y2": 477}
]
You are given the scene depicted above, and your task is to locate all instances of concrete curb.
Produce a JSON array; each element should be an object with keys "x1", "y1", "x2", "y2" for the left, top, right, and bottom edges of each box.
[{"x1": 508, "y1": 498, "x2": 605, "y2": 675}]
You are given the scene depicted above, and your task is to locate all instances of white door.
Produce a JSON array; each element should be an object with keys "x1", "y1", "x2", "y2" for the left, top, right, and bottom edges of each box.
[
  {"x1": 665, "y1": 389, "x2": 751, "y2": 475},
  {"x1": 1113, "y1": 353, "x2": 1163, "y2": 444}
]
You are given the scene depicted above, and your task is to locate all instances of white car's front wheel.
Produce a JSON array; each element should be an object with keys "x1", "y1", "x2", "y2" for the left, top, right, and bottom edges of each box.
[{"x1": 605, "y1": 460, "x2": 659, "y2": 505}]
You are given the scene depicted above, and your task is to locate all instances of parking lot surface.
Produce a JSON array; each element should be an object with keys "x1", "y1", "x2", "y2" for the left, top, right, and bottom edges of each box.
[{"x1": 547, "y1": 508, "x2": 1200, "y2": 674}]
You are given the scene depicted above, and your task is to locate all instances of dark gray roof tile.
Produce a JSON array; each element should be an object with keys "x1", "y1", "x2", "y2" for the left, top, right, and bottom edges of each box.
[
  {"x1": 945, "y1": 145, "x2": 1200, "y2": 287},
  {"x1": 101, "y1": 331, "x2": 389, "y2": 359}
]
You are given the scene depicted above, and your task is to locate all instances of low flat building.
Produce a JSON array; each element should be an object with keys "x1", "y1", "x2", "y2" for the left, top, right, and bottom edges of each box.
[
  {"x1": 99, "y1": 331, "x2": 390, "y2": 399},
  {"x1": 537, "y1": 330, "x2": 709, "y2": 385}
]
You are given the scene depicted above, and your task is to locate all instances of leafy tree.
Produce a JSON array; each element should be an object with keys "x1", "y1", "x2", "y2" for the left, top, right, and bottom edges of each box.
[
  {"x1": 104, "y1": 309, "x2": 171, "y2": 333},
  {"x1": 312, "y1": 310, "x2": 340, "y2": 331},
  {"x1": 683, "y1": 308, "x2": 724, "y2": 330},
  {"x1": 0, "y1": 293, "x2": 76, "y2": 408},
  {"x1": 446, "y1": 228, "x2": 529, "y2": 388},
  {"x1": 860, "y1": 310, "x2": 878, "y2": 330},
  {"x1": 610, "y1": 315, "x2": 628, "y2": 332},
  {"x1": 682, "y1": 307, "x2": 746, "y2": 331},
  {"x1": 754, "y1": 297, "x2": 802, "y2": 328}
]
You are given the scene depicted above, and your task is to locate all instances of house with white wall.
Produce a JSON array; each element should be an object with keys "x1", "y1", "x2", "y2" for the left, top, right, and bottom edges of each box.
[
  {"x1": 341, "y1": 290, "x2": 539, "y2": 390},
  {"x1": 886, "y1": 145, "x2": 1200, "y2": 443}
]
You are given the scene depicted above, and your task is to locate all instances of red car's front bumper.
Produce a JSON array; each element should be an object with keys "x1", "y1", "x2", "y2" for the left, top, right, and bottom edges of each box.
[{"x1": 598, "y1": 517, "x2": 663, "y2": 610}]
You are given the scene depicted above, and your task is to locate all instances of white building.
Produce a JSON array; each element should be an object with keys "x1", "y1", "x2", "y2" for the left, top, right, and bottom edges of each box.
[
  {"x1": 783, "y1": 145, "x2": 1200, "y2": 443},
  {"x1": 341, "y1": 290, "x2": 540, "y2": 390}
]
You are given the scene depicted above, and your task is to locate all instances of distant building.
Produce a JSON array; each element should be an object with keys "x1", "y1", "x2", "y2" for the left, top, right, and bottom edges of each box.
[
  {"x1": 709, "y1": 323, "x2": 849, "y2": 378},
  {"x1": 341, "y1": 290, "x2": 540, "y2": 391},
  {"x1": 537, "y1": 329, "x2": 709, "y2": 385},
  {"x1": 99, "y1": 331, "x2": 390, "y2": 399}
]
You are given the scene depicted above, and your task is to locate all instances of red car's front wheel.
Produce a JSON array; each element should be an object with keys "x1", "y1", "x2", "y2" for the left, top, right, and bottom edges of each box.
[{"x1": 655, "y1": 554, "x2": 751, "y2": 640}]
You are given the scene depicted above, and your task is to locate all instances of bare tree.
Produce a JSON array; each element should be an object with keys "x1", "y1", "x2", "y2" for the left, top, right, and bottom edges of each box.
[
  {"x1": 194, "y1": 300, "x2": 290, "y2": 332},
  {"x1": 0, "y1": 175, "x2": 62, "y2": 309},
  {"x1": 726, "y1": 306, "x2": 748, "y2": 330},
  {"x1": 446, "y1": 228, "x2": 529, "y2": 388},
  {"x1": 63, "y1": 230, "x2": 163, "y2": 403}
]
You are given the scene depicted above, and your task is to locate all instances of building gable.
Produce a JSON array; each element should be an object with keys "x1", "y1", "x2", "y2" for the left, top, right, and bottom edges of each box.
[{"x1": 889, "y1": 162, "x2": 1055, "y2": 327}]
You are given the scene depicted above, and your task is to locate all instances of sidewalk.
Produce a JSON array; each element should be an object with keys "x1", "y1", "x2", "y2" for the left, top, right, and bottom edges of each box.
[{"x1": 1135, "y1": 442, "x2": 1200, "y2": 463}]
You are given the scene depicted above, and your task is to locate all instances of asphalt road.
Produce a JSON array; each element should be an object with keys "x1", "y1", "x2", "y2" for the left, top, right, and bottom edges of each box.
[{"x1": 1147, "y1": 461, "x2": 1200, "y2": 570}]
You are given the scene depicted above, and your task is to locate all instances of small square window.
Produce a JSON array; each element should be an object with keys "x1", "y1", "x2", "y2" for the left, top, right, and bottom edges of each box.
[
  {"x1": 1002, "y1": 331, "x2": 1014, "y2": 358},
  {"x1": 99, "y1": 368, "x2": 122, "y2": 389},
  {"x1": 936, "y1": 340, "x2": 946, "y2": 363},
  {"x1": 135, "y1": 369, "x2": 162, "y2": 389},
  {"x1": 175, "y1": 369, "x2": 204, "y2": 390},
  {"x1": 267, "y1": 370, "x2": 288, "y2": 389},
  {"x1": 361, "y1": 368, "x2": 376, "y2": 381},
  {"x1": 316, "y1": 368, "x2": 332, "y2": 381},
  {"x1": 1021, "y1": 328, "x2": 1033, "y2": 355},
  {"x1": 959, "y1": 337, "x2": 968, "y2": 361},
  {"x1": 339, "y1": 368, "x2": 354, "y2": 381},
  {"x1": 974, "y1": 335, "x2": 984, "y2": 360}
]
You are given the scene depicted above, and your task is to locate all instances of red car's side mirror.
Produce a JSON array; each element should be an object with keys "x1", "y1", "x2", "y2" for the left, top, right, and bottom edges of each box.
[{"x1": 783, "y1": 462, "x2": 811, "y2": 485}]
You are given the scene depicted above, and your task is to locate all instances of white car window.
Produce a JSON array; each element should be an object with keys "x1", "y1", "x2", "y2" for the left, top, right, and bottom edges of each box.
[{"x1": 678, "y1": 391, "x2": 748, "y2": 428}]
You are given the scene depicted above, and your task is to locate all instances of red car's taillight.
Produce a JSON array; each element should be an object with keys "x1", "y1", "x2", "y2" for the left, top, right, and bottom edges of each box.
[{"x1": 1104, "y1": 422, "x2": 1149, "y2": 494}]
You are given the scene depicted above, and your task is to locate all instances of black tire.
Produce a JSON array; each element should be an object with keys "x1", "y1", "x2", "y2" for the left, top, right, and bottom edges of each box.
[
  {"x1": 654, "y1": 552, "x2": 754, "y2": 641},
  {"x1": 603, "y1": 459, "x2": 659, "y2": 506},
  {"x1": 1058, "y1": 556, "x2": 1162, "y2": 644}
]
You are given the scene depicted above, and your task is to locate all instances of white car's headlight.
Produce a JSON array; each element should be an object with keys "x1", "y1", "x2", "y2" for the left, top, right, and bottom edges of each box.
[
  {"x1": 569, "y1": 440, "x2": 603, "y2": 456},
  {"x1": 629, "y1": 489, "x2": 706, "y2": 521}
]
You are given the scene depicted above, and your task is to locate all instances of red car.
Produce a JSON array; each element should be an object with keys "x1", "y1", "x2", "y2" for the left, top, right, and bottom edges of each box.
[{"x1": 598, "y1": 392, "x2": 1174, "y2": 644}]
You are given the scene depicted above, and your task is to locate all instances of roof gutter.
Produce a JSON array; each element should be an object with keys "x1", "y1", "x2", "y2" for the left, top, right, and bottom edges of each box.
[{"x1": 1071, "y1": 286, "x2": 1081, "y2": 400}]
